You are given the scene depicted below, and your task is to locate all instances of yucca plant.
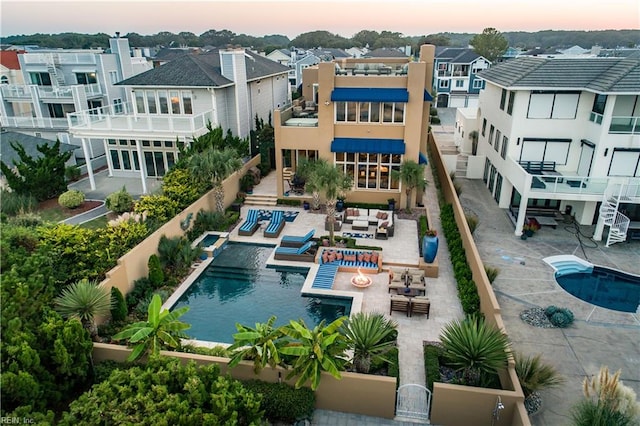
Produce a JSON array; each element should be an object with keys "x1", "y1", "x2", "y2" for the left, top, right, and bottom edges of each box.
[
  {"x1": 440, "y1": 314, "x2": 511, "y2": 387},
  {"x1": 484, "y1": 266, "x2": 500, "y2": 284},
  {"x1": 55, "y1": 279, "x2": 113, "y2": 337},
  {"x1": 515, "y1": 352, "x2": 564, "y2": 398},
  {"x1": 342, "y1": 312, "x2": 398, "y2": 374}
]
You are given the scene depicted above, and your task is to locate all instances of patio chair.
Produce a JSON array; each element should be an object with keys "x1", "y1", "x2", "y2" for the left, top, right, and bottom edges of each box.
[
  {"x1": 410, "y1": 297, "x2": 431, "y2": 318},
  {"x1": 389, "y1": 295, "x2": 411, "y2": 317},
  {"x1": 264, "y1": 210, "x2": 285, "y2": 238},
  {"x1": 238, "y1": 209, "x2": 260, "y2": 236},
  {"x1": 280, "y1": 229, "x2": 315, "y2": 247},
  {"x1": 273, "y1": 241, "x2": 317, "y2": 262},
  {"x1": 312, "y1": 263, "x2": 339, "y2": 289}
]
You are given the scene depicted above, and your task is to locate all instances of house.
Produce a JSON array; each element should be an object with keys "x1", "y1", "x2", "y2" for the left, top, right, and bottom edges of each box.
[
  {"x1": 0, "y1": 36, "x2": 153, "y2": 177},
  {"x1": 458, "y1": 56, "x2": 640, "y2": 245},
  {"x1": 433, "y1": 47, "x2": 490, "y2": 108},
  {"x1": 345, "y1": 46, "x2": 369, "y2": 58},
  {"x1": 273, "y1": 44, "x2": 435, "y2": 209},
  {"x1": 67, "y1": 47, "x2": 291, "y2": 193},
  {"x1": 0, "y1": 50, "x2": 31, "y2": 118}
]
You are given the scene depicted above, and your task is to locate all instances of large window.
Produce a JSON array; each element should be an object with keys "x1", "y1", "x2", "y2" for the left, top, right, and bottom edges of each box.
[
  {"x1": 527, "y1": 91, "x2": 580, "y2": 119},
  {"x1": 608, "y1": 149, "x2": 640, "y2": 177},
  {"x1": 75, "y1": 72, "x2": 97, "y2": 85},
  {"x1": 519, "y1": 139, "x2": 571, "y2": 165},
  {"x1": 507, "y1": 92, "x2": 515, "y2": 115},
  {"x1": 501, "y1": 136, "x2": 508, "y2": 159},
  {"x1": 336, "y1": 101, "x2": 403, "y2": 124},
  {"x1": 135, "y1": 91, "x2": 146, "y2": 114},
  {"x1": 500, "y1": 89, "x2": 507, "y2": 110},
  {"x1": 488, "y1": 125, "x2": 494, "y2": 145},
  {"x1": 335, "y1": 152, "x2": 401, "y2": 190},
  {"x1": 494, "y1": 130, "x2": 501, "y2": 152},
  {"x1": 30, "y1": 72, "x2": 51, "y2": 86}
]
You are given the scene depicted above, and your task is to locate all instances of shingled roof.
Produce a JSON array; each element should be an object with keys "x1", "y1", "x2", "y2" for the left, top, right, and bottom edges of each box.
[
  {"x1": 436, "y1": 47, "x2": 482, "y2": 63},
  {"x1": 117, "y1": 48, "x2": 289, "y2": 87},
  {"x1": 1, "y1": 131, "x2": 79, "y2": 167},
  {"x1": 478, "y1": 57, "x2": 640, "y2": 93}
]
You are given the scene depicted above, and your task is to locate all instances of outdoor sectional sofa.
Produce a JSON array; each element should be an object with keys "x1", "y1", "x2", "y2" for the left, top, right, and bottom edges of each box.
[
  {"x1": 317, "y1": 247, "x2": 382, "y2": 273},
  {"x1": 342, "y1": 208, "x2": 395, "y2": 236}
]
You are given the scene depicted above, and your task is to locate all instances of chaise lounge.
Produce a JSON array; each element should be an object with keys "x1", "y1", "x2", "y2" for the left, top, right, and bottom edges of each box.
[
  {"x1": 238, "y1": 209, "x2": 260, "y2": 236},
  {"x1": 273, "y1": 241, "x2": 317, "y2": 262},
  {"x1": 280, "y1": 229, "x2": 315, "y2": 248},
  {"x1": 264, "y1": 210, "x2": 285, "y2": 238}
]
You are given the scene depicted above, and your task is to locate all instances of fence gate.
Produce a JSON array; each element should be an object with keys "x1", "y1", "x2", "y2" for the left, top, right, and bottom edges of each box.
[{"x1": 396, "y1": 384, "x2": 431, "y2": 422}]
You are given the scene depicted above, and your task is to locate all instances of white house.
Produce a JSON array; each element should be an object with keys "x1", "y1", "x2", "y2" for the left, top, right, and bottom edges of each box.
[
  {"x1": 67, "y1": 47, "x2": 291, "y2": 193},
  {"x1": 458, "y1": 56, "x2": 640, "y2": 245},
  {"x1": 0, "y1": 36, "x2": 152, "y2": 174}
]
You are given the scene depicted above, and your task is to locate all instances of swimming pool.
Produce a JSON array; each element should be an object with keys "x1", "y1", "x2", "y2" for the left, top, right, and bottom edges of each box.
[
  {"x1": 199, "y1": 234, "x2": 220, "y2": 247},
  {"x1": 171, "y1": 242, "x2": 351, "y2": 343},
  {"x1": 555, "y1": 266, "x2": 640, "y2": 313}
]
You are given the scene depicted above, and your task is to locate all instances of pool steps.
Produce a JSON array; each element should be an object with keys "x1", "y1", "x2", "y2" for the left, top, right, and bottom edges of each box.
[{"x1": 543, "y1": 255, "x2": 594, "y2": 277}]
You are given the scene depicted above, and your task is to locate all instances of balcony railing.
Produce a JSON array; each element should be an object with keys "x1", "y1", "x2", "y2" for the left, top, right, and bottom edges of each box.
[
  {"x1": 609, "y1": 116, "x2": 640, "y2": 134},
  {"x1": 1, "y1": 84, "x2": 31, "y2": 98},
  {"x1": 1, "y1": 84, "x2": 102, "y2": 100},
  {"x1": 68, "y1": 101, "x2": 214, "y2": 134},
  {"x1": 1, "y1": 116, "x2": 69, "y2": 129},
  {"x1": 22, "y1": 52, "x2": 99, "y2": 65}
]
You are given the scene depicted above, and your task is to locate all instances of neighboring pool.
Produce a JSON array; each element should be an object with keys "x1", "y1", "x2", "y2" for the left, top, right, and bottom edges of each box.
[
  {"x1": 555, "y1": 266, "x2": 640, "y2": 313},
  {"x1": 171, "y1": 242, "x2": 351, "y2": 343}
]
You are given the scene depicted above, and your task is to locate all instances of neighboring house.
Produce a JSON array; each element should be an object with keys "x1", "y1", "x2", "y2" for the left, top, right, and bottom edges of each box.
[
  {"x1": 457, "y1": 56, "x2": 640, "y2": 245},
  {"x1": 67, "y1": 48, "x2": 291, "y2": 193},
  {"x1": 265, "y1": 48, "x2": 292, "y2": 65},
  {"x1": 0, "y1": 36, "x2": 153, "y2": 176},
  {"x1": 364, "y1": 48, "x2": 409, "y2": 58},
  {"x1": 433, "y1": 47, "x2": 490, "y2": 108},
  {"x1": 151, "y1": 47, "x2": 201, "y2": 67},
  {"x1": 345, "y1": 46, "x2": 368, "y2": 58},
  {"x1": 0, "y1": 130, "x2": 79, "y2": 189},
  {"x1": 273, "y1": 45, "x2": 435, "y2": 209},
  {"x1": 307, "y1": 48, "x2": 350, "y2": 62},
  {"x1": 0, "y1": 50, "x2": 31, "y2": 118}
]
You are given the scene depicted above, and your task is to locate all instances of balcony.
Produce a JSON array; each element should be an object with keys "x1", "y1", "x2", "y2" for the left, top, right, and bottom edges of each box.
[
  {"x1": 335, "y1": 62, "x2": 409, "y2": 77},
  {"x1": 22, "y1": 52, "x2": 99, "y2": 65},
  {"x1": 68, "y1": 101, "x2": 214, "y2": 136},
  {"x1": 1, "y1": 84, "x2": 102, "y2": 101},
  {"x1": 1, "y1": 115, "x2": 69, "y2": 130},
  {"x1": 609, "y1": 116, "x2": 640, "y2": 134}
]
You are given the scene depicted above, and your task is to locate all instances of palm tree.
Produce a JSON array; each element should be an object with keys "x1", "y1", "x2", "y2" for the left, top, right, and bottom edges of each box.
[
  {"x1": 312, "y1": 162, "x2": 352, "y2": 245},
  {"x1": 391, "y1": 160, "x2": 427, "y2": 211},
  {"x1": 439, "y1": 314, "x2": 511, "y2": 387},
  {"x1": 54, "y1": 279, "x2": 112, "y2": 337},
  {"x1": 112, "y1": 294, "x2": 191, "y2": 361},
  {"x1": 280, "y1": 317, "x2": 349, "y2": 390},
  {"x1": 342, "y1": 312, "x2": 398, "y2": 374},
  {"x1": 189, "y1": 148, "x2": 243, "y2": 212},
  {"x1": 227, "y1": 315, "x2": 285, "y2": 374}
]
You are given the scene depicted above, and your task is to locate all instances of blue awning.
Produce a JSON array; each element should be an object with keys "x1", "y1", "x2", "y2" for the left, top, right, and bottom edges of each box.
[
  {"x1": 419, "y1": 152, "x2": 428, "y2": 165},
  {"x1": 424, "y1": 90, "x2": 434, "y2": 102},
  {"x1": 331, "y1": 138, "x2": 405, "y2": 154},
  {"x1": 331, "y1": 88, "x2": 409, "y2": 103}
]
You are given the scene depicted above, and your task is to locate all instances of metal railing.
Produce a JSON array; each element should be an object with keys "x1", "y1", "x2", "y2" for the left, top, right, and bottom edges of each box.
[
  {"x1": 1, "y1": 83, "x2": 102, "y2": 100},
  {"x1": 1, "y1": 116, "x2": 69, "y2": 129},
  {"x1": 22, "y1": 52, "x2": 99, "y2": 64},
  {"x1": 609, "y1": 116, "x2": 640, "y2": 134}
]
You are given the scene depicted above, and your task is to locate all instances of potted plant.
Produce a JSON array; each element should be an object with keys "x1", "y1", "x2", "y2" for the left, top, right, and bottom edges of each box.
[
  {"x1": 422, "y1": 229, "x2": 439, "y2": 263},
  {"x1": 387, "y1": 198, "x2": 396, "y2": 211},
  {"x1": 336, "y1": 198, "x2": 345, "y2": 213},
  {"x1": 523, "y1": 224, "x2": 536, "y2": 237}
]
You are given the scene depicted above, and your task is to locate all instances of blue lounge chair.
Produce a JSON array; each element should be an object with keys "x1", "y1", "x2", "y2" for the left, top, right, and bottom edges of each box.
[
  {"x1": 312, "y1": 264, "x2": 339, "y2": 289},
  {"x1": 280, "y1": 230, "x2": 315, "y2": 247},
  {"x1": 238, "y1": 209, "x2": 260, "y2": 236},
  {"x1": 274, "y1": 241, "x2": 316, "y2": 262},
  {"x1": 264, "y1": 210, "x2": 285, "y2": 238}
]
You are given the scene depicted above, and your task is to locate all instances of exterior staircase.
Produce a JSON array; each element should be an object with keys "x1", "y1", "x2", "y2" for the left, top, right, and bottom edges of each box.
[
  {"x1": 599, "y1": 182, "x2": 631, "y2": 247},
  {"x1": 243, "y1": 193, "x2": 278, "y2": 206},
  {"x1": 455, "y1": 153, "x2": 468, "y2": 177},
  {"x1": 47, "y1": 54, "x2": 66, "y2": 86}
]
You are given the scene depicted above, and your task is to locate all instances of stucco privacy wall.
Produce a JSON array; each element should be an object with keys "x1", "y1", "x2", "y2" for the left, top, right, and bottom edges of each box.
[
  {"x1": 427, "y1": 134, "x2": 529, "y2": 426},
  {"x1": 99, "y1": 156, "x2": 261, "y2": 298},
  {"x1": 92, "y1": 343, "x2": 398, "y2": 419}
]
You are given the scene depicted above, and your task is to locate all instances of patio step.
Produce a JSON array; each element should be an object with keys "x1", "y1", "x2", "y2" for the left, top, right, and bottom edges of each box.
[{"x1": 244, "y1": 194, "x2": 278, "y2": 206}]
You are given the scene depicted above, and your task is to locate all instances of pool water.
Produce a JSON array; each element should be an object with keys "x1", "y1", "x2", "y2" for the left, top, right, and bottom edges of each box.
[
  {"x1": 555, "y1": 266, "x2": 640, "y2": 313},
  {"x1": 172, "y1": 242, "x2": 351, "y2": 343},
  {"x1": 199, "y1": 234, "x2": 220, "y2": 247}
]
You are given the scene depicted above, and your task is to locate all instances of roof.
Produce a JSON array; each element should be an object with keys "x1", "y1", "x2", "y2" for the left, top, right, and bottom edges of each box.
[
  {"x1": 0, "y1": 50, "x2": 22, "y2": 70},
  {"x1": 435, "y1": 48, "x2": 483, "y2": 64},
  {"x1": 117, "y1": 48, "x2": 290, "y2": 87},
  {"x1": 364, "y1": 48, "x2": 408, "y2": 58},
  {"x1": 0, "y1": 131, "x2": 79, "y2": 166},
  {"x1": 308, "y1": 48, "x2": 350, "y2": 60},
  {"x1": 477, "y1": 57, "x2": 640, "y2": 93}
]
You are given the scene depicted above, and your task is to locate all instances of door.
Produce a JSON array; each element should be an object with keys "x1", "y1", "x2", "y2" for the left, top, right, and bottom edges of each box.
[{"x1": 577, "y1": 143, "x2": 594, "y2": 176}]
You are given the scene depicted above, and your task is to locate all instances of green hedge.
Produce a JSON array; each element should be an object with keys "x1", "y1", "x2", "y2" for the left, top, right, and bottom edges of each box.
[
  {"x1": 277, "y1": 198, "x2": 302, "y2": 206},
  {"x1": 424, "y1": 343, "x2": 443, "y2": 392},
  {"x1": 242, "y1": 379, "x2": 315, "y2": 423},
  {"x1": 440, "y1": 203, "x2": 480, "y2": 315}
]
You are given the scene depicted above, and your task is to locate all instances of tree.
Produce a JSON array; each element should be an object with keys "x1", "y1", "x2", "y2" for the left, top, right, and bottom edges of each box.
[
  {"x1": 279, "y1": 317, "x2": 349, "y2": 390},
  {"x1": 189, "y1": 148, "x2": 243, "y2": 212},
  {"x1": 296, "y1": 157, "x2": 329, "y2": 210},
  {"x1": 112, "y1": 294, "x2": 191, "y2": 361},
  {"x1": 439, "y1": 314, "x2": 511, "y2": 387},
  {"x1": 342, "y1": 312, "x2": 398, "y2": 374},
  {"x1": 227, "y1": 315, "x2": 285, "y2": 374},
  {"x1": 469, "y1": 27, "x2": 509, "y2": 62},
  {"x1": 0, "y1": 139, "x2": 72, "y2": 201},
  {"x1": 391, "y1": 160, "x2": 427, "y2": 211},
  {"x1": 310, "y1": 162, "x2": 352, "y2": 245},
  {"x1": 54, "y1": 279, "x2": 112, "y2": 337},
  {"x1": 110, "y1": 287, "x2": 128, "y2": 323}
]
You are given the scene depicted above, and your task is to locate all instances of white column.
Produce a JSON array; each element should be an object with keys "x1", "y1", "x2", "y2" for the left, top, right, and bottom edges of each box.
[
  {"x1": 515, "y1": 194, "x2": 529, "y2": 236},
  {"x1": 81, "y1": 138, "x2": 96, "y2": 190},
  {"x1": 136, "y1": 139, "x2": 148, "y2": 194},
  {"x1": 593, "y1": 213, "x2": 605, "y2": 241}
]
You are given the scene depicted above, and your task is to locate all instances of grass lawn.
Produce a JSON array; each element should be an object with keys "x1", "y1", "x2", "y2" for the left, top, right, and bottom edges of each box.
[
  {"x1": 79, "y1": 215, "x2": 109, "y2": 229},
  {"x1": 36, "y1": 198, "x2": 104, "y2": 223}
]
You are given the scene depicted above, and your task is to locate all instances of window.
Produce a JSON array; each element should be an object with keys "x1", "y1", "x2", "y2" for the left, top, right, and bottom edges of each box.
[
  {"x1": 439, "y1": 80, "x2": 449, "y2": 89},
  {"x1": 75, "y1": 72, "x2": 97, "y2": 85},
  {"x1": 182, "y1": 91, "x2": 193, "y2": 114},
  {"x1": 501, "y1": 136, "x2": 508, "y2": 159},
  {"x1": 507, "y1": 92, "x2": 515, "y2": 115},
  {"x1": 146, "y1": 91, "x2": 157, "y2": 114},
  {"x1": 47, "y1": 104, "x2": 64, "y2": 118},
  {"x1": 590, "y1": 94, "x2": 607, "y2": 124},
  {"x1": 170, "y1": 91, "x2": 181, "y2": 114},
  {"x1": 519, "y1": 139, "x2": 571, "y2": 165},
  {"x1": 113, "y1": 98, "x2": 123, "y2": 114},
  {"x1": 488, "y1": 125, "x2": 494, "y2": 144},
  {"x1": 481, "y1": 118, "x2": 487, "y2": 136},
  {"x1": 336, "y1": 101, "x2": 400, "y2": 124},
  {"x1": 527, "y1": 91, "x2": 580, "y2": 119},
  {"x1": 30, "y1": 72, "x2": 51, "y2": 86},
  {"x1": 472, "y1": 79, "x2": 483, "y2": 89},
  {"x1": 494, "y1": 173, "x2": 503, "y2": 203},
  {"x1": 455, "y1": 80, "x2": 464, "y2": 88},
  {"x1": 500, "y1": 89, "x2": 507, "y2": 110},
  {"x1": 158, "y1": 91, "x2": 169, "y2": 114},
  {"x1": 336, "y1": 152, "x2": 401, "y2": 190},
  {"x1": 382, "y1": 102, "x2": 404, "y2": 123},
  {"x1": 135, "y1": 91, "x2": 146, "y2": 114},
  {"x1": 1, "y1": 76, "x2": 9, "y2": 84},
  {"x1": 483, "y1": 158, "x2": 490, "y2": 183},
  {"x1": 109, "y1": 71, "x2": 118, "y2": 84},
  {"x1": 608, "y1": 149, "x2": 640, "y2": 177},
  {"x1": 494, "y1": 130, "x2": 501, "y2": 152}
]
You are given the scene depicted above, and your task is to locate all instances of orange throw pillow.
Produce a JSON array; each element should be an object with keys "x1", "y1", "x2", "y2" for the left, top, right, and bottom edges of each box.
[
  {"x1": 371, "y1": 253, "x2": 379, "y2": 264},
  {"x1": 322, "y1": 252, "x2": 329, "y2": 263},
  {"x1": 357, "y1": 253, "x2": 364, "y2": 262},
  {"x1": 363, "y1": 253, "x2": 372, "y2": 263},
  {"x1": 336, "y1": 252, "x2": 343, "y2": 261}
]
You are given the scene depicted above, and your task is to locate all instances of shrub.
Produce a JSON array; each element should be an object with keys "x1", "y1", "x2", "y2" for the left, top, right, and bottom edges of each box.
[
  {"x1": 125, "y1": 277, "x2": 153, "y2": 311},
  {"x1": 8, "y1": 212, "x2": 43, "y2": 227},
  {"x1": 181, "y1": 344, "x2": 231, "y2": 357},
  {"x1": 105, "y1": 187, "x2": 134, "y2": 214},
  {"x1": 110, "y1": 287, "x2": 127, "y2": 322},
  {"x1": 58, "y1": 189, "x2": 85, "y2": 209},
  {"x1": 544, "y1": 306, "x2": 574, "y2": 328},
  {"x1": 431, "y1": 116, "x2": 441, "y2": 124},
  {"x1": 147, "y1": 254, "x2": 164, "y2": 288},
  {"x1": 424, "y1": 343, "x2": 443, "y2": 392},
  {"x1": 277, "y1": 198, "x2": 302, "y2": 207},
  {"x1": 243, "y1": 380, "x2": 315, "y2": 423},
  {"x1": 161, "y1": 168, "x2": 206, "y2": 210},
  {"x1": 134, "y1": 194, "x2": 179, "y2": 223},
  {"x1": 465, "y1": 214, "x2": 478, "y2": 234},
  {"x1": 65, "y1": 165, "x2": 81, "y2": 182},
  {"x1": 484, "y1": 266, "x2": 500, "y2": 284},
  {"x1": 186, "y1": 209, "x2": 230, "y2": 241},
  {"x1": 0, "y1": 190, "x2": 38, "y2": 216}
]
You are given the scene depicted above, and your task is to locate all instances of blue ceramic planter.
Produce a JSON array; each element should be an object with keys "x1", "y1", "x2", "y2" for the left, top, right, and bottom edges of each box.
[{"x1": 422, "y1": 235, "x2": 439, "y2": 263}]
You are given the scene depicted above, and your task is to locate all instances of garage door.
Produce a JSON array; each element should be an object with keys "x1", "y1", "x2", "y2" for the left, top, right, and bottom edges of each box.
[{"x1": 449, "y1": 96, "x2": 467, "y2": 108}]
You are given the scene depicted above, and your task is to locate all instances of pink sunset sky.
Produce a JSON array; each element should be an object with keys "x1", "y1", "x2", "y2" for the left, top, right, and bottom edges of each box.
[{"x1": 1, "y1": 0, "x2": 638, "y2": 38}]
